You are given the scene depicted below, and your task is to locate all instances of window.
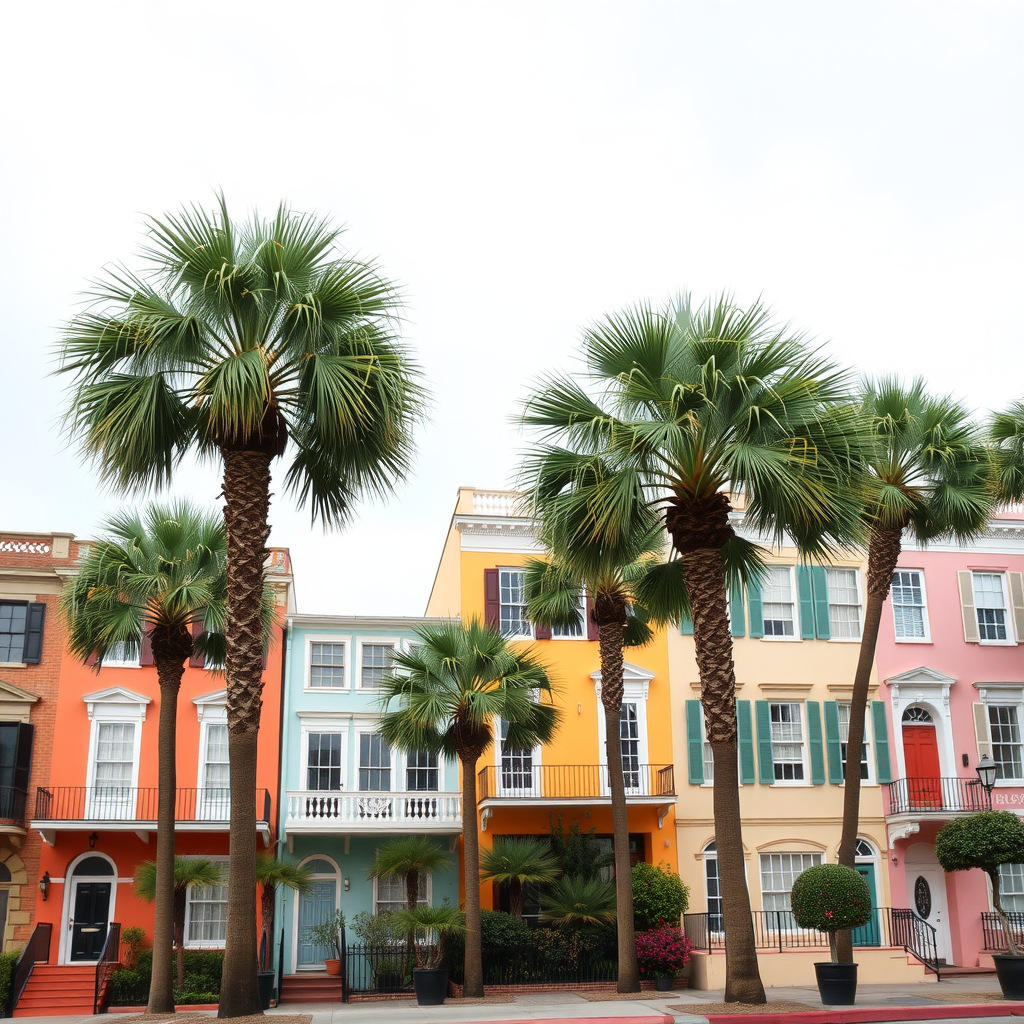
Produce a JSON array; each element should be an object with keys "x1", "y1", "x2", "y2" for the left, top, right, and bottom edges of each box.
[
  {"x1": 704, "y1": 842, "x2": 723, "y2": 932},
  {"x1": 988, "y1": 706, "x2": 1024, "y2": 781},
  {"x1": 552, "y1": 593, "x2": 586, "y2": 639},
  {"x1": 186, "y1": 861, "x2": 228, "y2": 947},
  {"x1": 1000, "y1": 863, "x2": 1024, "y2": 912},
  {"x1": 406, "y1": 749, "x2": 438, "y2": 791},
  {"x1": 838, "y1": 703, "x2": 870, "y2": 781},
  {"x1": 760, "y1": 852, "x2": 823, "y2": 913},
  {"x1": 770, "y1": 703, "x2": 804, "y2": 781},
  {"x1": 0, "y1": 723, "x2": 32, "y2": 821},
  {"x1": 359, "y1": 734, "x2": 392, "y2": 791},
  {"x1": 975, "y1": 573, "x2": 1011, "y2": 643},
  {"x1": 0, "y1": 601, "x2": 45, "y2": 664},
  {"x1": 375, "y1": 872, "x2": 426, "y2": 915},
  {"x1": 703, "y1": 729, "x2": 715, "y2": 785},
  {"x1": 892, "y1": 570, "x2": 928, "y2": 640},
  {"x1": 199, "y1": 723, "x2": 230, "y2": 818},
  {"x1": 826, "y1": 569, "x2": 861, "y2": 639},
  {"x1": 499, "y1": 718, "x2": 537, "y2": 795},
  {"x1": 360, "y1": 643, "x2": 395, "y2": 688},
  {"x1": 92, "y1": 722, "x2": 136, "y2": 817},
  {"x1": 620, "y1": 703, "x2": 641, "y2": 789},
  {"x1": 307, "y1": 733, "x2": 343, "y2": 791},
  {"x1": 499, "y1": 569, "x2": 532, "y2": 637},
  {"x1": 309, "y1": 642, "x2": 347, "y2": 688},
  {"x1": 102, "y1": 641, "x2": 139, "y2": 668},
  {"x1": 762, "y1": 567, "x2": 796, "y2": 637}
]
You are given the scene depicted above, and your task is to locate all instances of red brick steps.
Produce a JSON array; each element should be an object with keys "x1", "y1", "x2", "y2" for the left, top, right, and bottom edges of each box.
[
  {"x1": 13, "y1": 964, "x2": 97, "y2": 1017},
  {"x1": 278, "y1": 971, "x2": 344, "y2": 1005}
]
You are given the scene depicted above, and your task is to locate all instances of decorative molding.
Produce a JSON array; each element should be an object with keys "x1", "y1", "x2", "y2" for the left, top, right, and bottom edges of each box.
[
  {"x1": 887, "y1": 822, "x2": 920, "y2": 848},
  {"x1": 757, "y1": 682, "x2": 814, "y2": 694},
  {"x1": 82, "y1": 686, "x2": 151, "y2": 721}
]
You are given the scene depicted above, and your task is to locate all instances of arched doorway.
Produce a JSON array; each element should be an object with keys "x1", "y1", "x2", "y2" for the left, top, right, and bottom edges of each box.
[
  {"x1": 852, "y1": 839, "x2": 880, "y2": 946},
  {"x1": 64, "y1": 854, "x2": 116, "y2": 963},
  {"x1": 902, "y1": 706, "x2": 941, "y2": 808},
  {"x1": 295, "y1": 857, "x2": 339, "y2": 970}
]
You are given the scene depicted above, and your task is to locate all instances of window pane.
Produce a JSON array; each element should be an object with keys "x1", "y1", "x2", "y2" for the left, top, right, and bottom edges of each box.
[
  {"x1": 892, "y1": 571, "x2": 927, "y2": 638},
  {"x1": 552, "y1": 593, "x2": 586, "y2": 639},
  {"x1": 0, "y1": 603, "x2": 27, "y2": 663},
  {"x1": 359, "y1": 734, "x2": 391, "y2": 791},
  {"x1": 499, "y1": 570, "x2": 531, "y2": 637},
  {"x1": 307, "y1": 732, "x2": 342, "y2": 791},
  {"x1": 760, "y1": 852, "x2": 823, "y2": 912},
  {"x1": 827, "y1": 569, "x2": 861, "y2": 638},
  {"x1": 763, "y1": 568, "x2": 795, "y2": 637},
  {"x1": 1001, "y1": 863, "x2": 1024, "y2": 912},
  {"x1": 310, "y1": 643, "x2": 346, "y2": 687},
  {"x1": 406, "y1": 749, "x2": 438, "y2": 791},
  {"x1": 770, "y1": 703, "x2": 804, "y2": 781},
  {"x1": 975, "y1": 573, "x2": 1008, "y2": 641},
  {"x1": 837, "y1": 703, "x2": 869, "y2": 780},
  {"x1": 360, "y1": 644, "x2": 394, "y2": 688},
  {"x1": 989, "y1": 706, "x2": 1023, "y2": 780},
  {"x1": 188, "y1": 874, "x2": 228, "y2": 944}
]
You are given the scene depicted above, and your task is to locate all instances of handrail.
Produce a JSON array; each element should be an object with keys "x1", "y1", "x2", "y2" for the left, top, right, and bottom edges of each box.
[
  {"x1": 886, "y1": 777, "x2": 990, "y2": 815},
  {"x1": 33, "y1": 787, "x2": 271, "y2": 822},
  {"x1": 890, "y1": 908, "x2": 941, "y2": 978},
  {"x1": 476, "y1": 763, "x2": 676, "y2": 800},
  {"x1": 7, "y1": 922, "x2": 51, "y2": 1016},
  {"x1": 0, "y1": 785, "x2": 28, "y2": 825},
  {"x1": 981, "y1": 910, "x2": 1024, "y2": 951},
  {"x1": 93, "y1": 921, "x2": 121, "y2": 1014}
]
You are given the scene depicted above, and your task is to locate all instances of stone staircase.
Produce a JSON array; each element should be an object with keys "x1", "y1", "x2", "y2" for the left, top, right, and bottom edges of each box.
[{"x1": 278, "y1": 971, "x2": 345, "y2": 1005}]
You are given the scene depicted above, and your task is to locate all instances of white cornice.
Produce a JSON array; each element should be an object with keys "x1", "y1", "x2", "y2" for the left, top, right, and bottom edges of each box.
[{"x1": 288, "y1": 614, "x2": 444, "y2": 631}]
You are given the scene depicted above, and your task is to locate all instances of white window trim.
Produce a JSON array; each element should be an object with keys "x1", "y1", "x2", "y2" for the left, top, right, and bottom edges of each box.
[
  {"x1": 355, "y1": 637, "x2": 398, "y2": 691},
  {"x1": 494, "y1": 715, "x2": 544, "y2": 797},
  {"x1": 551, "y1": 591, "x2": 587, "y2": 640},
  {"x1": 100, "y1": 641, "x2": 141, "y2": 668},
  {"x1": 825, "y1": 568, "x2": 864, "y2": 643},
  {"x1": 758, "y1": 851, "x2": 824, "y2": 915},
  {"x1": 373, "y1": 872, "x2": 434, "y2": 914},
  {"x1": 838, "y1": 701, "x2": 874, "y2": 785},
  {"x1": 304, "y1": 635, "x2": 351, "y2": 691},
  {"x1": 892, "y1": 568, "x2": 932, "y2": 644},
  {"x1": 83, "y1": 687, "x2": 149, "y2": 817},
  {"x1": 183, "y1": 855, "x2": 228, "y2": 949},
  {"x1": 498, "y1": 567, "x2": 533, "y2": 640},
  {"x1": 355, "y1": 724, "x2": 396, "y2": 792},
  {"x1": 976, "y1": 684, "x2": 1024, "y2": 786},
  {"x1": 593, "y1": 665, "x2": 652, "y2": 794},
  {"x1": 768, "y1": 701, "x2": 809, "y2": 787},
  {"x1": 973, "y1": 572, "x2": 1018, "y2": 646},
  {"x1": 195, "y1": 695, "x2": 229, "y2": 818},
  {"x1": 761, "y1": 565, "x2": 801, "y2": 642},
  {"x1": 299, "y1": 719, "x2": 349, "y2": 792}
]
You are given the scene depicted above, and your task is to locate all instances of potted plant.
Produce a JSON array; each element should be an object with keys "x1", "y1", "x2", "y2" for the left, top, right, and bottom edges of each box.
[
  {"x1": 635, "y1": 921, "x2": 692, "y2": 990},
  {"x1": 393, "y1": 902, "x2": 465, "y2": 1005},
  {"x1": 790, "y1": 863, "x2": 872, "y2": 1005},
  {"x1": 936, "y1": 811, "x2": 1024, "y2": 998},
  {"x1": 308, "y1": 910, "x2": 346, "y2": 976}
]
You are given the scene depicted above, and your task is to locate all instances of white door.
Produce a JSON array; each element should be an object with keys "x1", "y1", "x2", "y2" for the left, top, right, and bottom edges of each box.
[{"x1": 905, "y1": 843, "x2": 952, "y2": 963}]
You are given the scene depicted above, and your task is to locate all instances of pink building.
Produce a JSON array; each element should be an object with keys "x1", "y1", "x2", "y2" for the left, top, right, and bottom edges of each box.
[{"x1": 878, "y1": 507, "x2": 1024, "y2": 969}]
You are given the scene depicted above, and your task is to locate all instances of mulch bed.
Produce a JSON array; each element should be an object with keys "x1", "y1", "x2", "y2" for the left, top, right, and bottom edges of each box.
[
  {"x1": 666, "y1": 1001, "x2": 819, "y2": 1015},
  {"x1": 911, "y1": 990, "x2": 1007, "y2": 1002},
  {"x1": 112, "y1": 1015, "x2": 312, "y2": 1024}
]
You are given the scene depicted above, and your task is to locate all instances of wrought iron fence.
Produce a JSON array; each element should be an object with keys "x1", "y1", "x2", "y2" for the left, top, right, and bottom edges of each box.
[
  {"x1": 477, "y1": 764, "x2": 675, "y2": 800},
  {"x1": 7, "y1": 922, "x2": 50, "y2": 1016},
  {"x1": 33, "y1": 787, "x2": 271, "y2": 822},
  {"x1": 886, "y1": 777, "x2": 990, "y2": 814},
  {"x1": 981, "y1": 911, "x2": 1024, "y2": 951},
  {"x1": 0, "y1": 785, "x2": 27, "y2": 825},
  {"x1": 343, "y1": 944, "x2": 416, "y2": 996}
]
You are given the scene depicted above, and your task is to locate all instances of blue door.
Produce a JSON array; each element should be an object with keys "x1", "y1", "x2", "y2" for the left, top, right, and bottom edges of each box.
[
  {"x1": 298, "y1": 880, "x2": 337, "y2": 967},
  {"x1": 852, "y1": 864, "x2": 880, "y2": 947}
]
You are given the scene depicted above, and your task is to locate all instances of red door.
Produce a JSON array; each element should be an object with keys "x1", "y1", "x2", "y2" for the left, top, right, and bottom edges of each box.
[{"x1": 902, "y1": 725, "x2": 941, "y2": 808}]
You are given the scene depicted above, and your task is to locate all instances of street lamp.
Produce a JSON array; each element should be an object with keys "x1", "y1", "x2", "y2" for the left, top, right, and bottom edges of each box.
[{"x1": 976, "y1": 754, "x2": 998, "y2": 806}]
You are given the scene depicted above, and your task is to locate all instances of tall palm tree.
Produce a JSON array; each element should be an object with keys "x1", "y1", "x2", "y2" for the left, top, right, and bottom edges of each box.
[
  {"x1": 519, "y1": 513, "x2": 668, "y2": 992},
  {"x1": 521, "y1": 293, "x2": 867, "y2": 1003},
  {"x1": 57, "y1": 196, "x2": 426, "y2": 1017},
  {"x1": 480, "y1": 836, "x2": 561, "y2": 921},
  {"x1": 63, "y1": 502, "x2": 227, "y2": 1014},
  {"x1": 255, "y1": 854, "x2": 313, "y2": 971},
  {"x1": 135, "y1": 857, "x2": 224, "y2": 990},
  {"x1": 377, "y1": 619, "x2": 561, "y2": 998},
  {"x1": 834, "y1": 378, "x2": 993, "y2": 961}
]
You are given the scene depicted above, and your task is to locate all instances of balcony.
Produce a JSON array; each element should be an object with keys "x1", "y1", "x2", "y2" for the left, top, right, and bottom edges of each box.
[
  {"x1": 30, "y1": 787, "x2": 272, "y2": 845},
  {"x1": 0, "y1": 786, "x2": 28, "y2": 832},
  {"x1": 283, "y1": 790, "x2": 463, "y2": 841},
  {"x1": 886, "y1": 777, "x2": 990, "y2": 817}
]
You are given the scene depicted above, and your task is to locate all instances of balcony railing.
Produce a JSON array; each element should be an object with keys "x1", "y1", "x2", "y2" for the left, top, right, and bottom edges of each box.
[
  {"x1": 886, "y1": 777, "x2": 990, "y2": 815},
  {"x1": 33, "y1": 787, "x2": 271, "y2": 823},
  {"x1": 477, "y1": 764, "x2": 675, "y2": 801},
  {"x1": 981, "y1": 911, "x2": 1024, "y2": 951},
  {"x1": 284, "y1": 790, "x2": 462, "y2": 828},
  {"x1": 0, "y1": 786, "x2": 28, "y2": 827}
]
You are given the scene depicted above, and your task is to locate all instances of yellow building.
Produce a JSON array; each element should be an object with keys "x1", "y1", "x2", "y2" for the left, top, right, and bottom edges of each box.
[{"x1": 427, "y1": 488, "x2": 679, "y2": 915}]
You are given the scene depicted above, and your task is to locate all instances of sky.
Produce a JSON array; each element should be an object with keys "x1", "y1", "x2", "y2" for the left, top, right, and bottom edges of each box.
[{"x1": 1, "y1": 1, "x2": 1021, "y2": 616}]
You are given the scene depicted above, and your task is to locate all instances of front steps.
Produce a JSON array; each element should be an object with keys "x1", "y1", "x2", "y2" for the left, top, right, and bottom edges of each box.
[
  {"x1": 278, "y1": 971, "x2": 344, "y2": 1004},
  {"x1": 13, "y1": 964, "x2": 97, "y2": 1017}
]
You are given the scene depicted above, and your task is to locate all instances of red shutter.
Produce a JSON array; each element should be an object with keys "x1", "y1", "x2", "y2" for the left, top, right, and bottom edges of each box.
[
  {"x1": 585, "y1": 594, "x2": 599, "y2": 641},
  {"x1": 534, "y1": 623, "x2": 551, "y2": 640},
  {"x1": 140, "y1": 627, "x2": 155, "y2": 666},
  {"x1": 85, "y1": 652, "x2": 99, "y2": 668},
  {"x1": 484, "y1": 569, "x2": 500, "y2": 629},
  {"x1": 189, "y1": 621, "x2": 205, "y2": 669}
]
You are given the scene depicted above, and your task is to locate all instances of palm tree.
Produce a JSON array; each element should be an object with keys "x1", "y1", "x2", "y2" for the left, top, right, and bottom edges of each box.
[
  {"x1": 479, "y1": 836, "x2": 561, "y2": 922},
  {"x1": 57, "y1": 196, "x2": 426, "y2": 1017},
  {"x1": 63, "y1": 502, "x2": 227, "y2": 1014},
  {"x1": 521, "y1": 293, "x2": 867, "y2": 1003},
  {"x1": 833, "y1": 378, "x2": 993, "y2": 961},
  {"x1": 255, "y1": 854, "x2": 313, "y2": 971},
  {"x1": 519, "y1": 515, "x2": 669, "y2": 992},
  {"x1": 539, "y1": 875, "x2": 617, "y2": 927},
  {"x1": 377, "y1": 619, "x2": 561, "y2": 998},
  {"x1": 135, "y1": 857, "x2": 224, "y2": 990}
]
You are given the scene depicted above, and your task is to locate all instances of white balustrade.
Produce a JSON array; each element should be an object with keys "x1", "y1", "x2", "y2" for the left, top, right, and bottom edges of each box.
[
  {"x1": 285, "y1": 790, "x2": 462, "y2": 829},
  {"x1": 471, "y1": 490, "x2": 523, "y2": 516}
]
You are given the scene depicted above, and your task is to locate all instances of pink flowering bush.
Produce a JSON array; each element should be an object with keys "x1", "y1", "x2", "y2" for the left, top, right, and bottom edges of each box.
[
  {"x1": 635, "y1": 922, "x2": 692, "y2": 978},
  {"x1": 790, "y1": 864, "x2": 872, "y2": 963}
]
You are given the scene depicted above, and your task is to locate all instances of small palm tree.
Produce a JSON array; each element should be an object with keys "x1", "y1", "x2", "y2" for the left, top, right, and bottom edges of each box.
[
  {"x1": 135, "y1": 857, "x2": 223, "y2": 990},
  {"x1": 377, "y1": 619, "x2": 561, "y2": 998},
  {"x1": 58, "y1": 197, "x2": 427, "y2": 1018},
  {"x1": 255, "y1": 854, "x2": 313, "y2": 971},
  {"x1": 539, "y1": 875, "x2": 617, "y2": 928},
  {"x1": 480, "y1": 836, "x2": 562, "y2": 922},
  {"x1": 63, "y1": 502, "x2": 226, "y2": 1014}
]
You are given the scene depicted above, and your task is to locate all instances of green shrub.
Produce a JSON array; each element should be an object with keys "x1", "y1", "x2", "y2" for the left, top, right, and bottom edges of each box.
[
  {"x1": 631, "y1": 862, "x2": 690, "y2": 930},
  {"x1": 790, "y1": 864, "x2": 871, "y2": 963},
  {"x1": 120, "y1": 927, "x2": 147, "y2": 972},
  {"x1": 443, "y1": 910, "x2": 534, "y2": 980},
  {"x1": 107, "y1": 948, "x2": 224, "y2": 1006},
  {"x1": 0, "y1": 948, "x2": 21, "y2": 1014},
  {"x1": 549, "y1": 816, "x2": 613, "y2": 881}
]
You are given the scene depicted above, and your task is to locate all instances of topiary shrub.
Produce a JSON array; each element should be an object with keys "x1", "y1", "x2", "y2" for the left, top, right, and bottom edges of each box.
[
  {"x1": 631, "y1": 862, "x2": 690, "y2": 930},
  {"x1": 936, "y1": 810, "x2": 1024, "y2": 955},
  {"x1": 0, "y1": 948, "x2": 22, "y2": 1013},
  {"x1": 790, "y1": 864, "x2": 871, "y2": 963}
]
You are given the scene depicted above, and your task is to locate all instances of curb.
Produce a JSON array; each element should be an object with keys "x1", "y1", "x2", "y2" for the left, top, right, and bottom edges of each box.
[{"x1": 702, "y1": 1003, "x2": 1024, "y2": 1024}]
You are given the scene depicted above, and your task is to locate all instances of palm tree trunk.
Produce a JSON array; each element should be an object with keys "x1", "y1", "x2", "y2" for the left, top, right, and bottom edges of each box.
[
  {"x1": 174, "y1": 889, "x2": 187, "y2": 991},
  {"x1": 835, "y1": 523, "x2": 901, "y2": 963},
  {"x1": 461, "y1": 754, "x2": 484, "y2": 997},
  {"x1": 509, "y1": 880, "x2": 523, "y2": 922},
  {"x1": 260, "y1": 883, "x2": 275, "y2": 972},
  {"x1": 597, "y1": 617, "x2": 640, "y2": 993},
  {"x1": 683, "y1": 544, "x2": 766, "y2": 1004},
  {"x1": 219, "y1": 447, "x2": 272, "y2": 1019}
]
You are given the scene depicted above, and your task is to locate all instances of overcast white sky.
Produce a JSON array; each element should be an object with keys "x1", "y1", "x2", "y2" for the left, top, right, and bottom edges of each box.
[{"x1": 1, "y1": 1, "x2": 1021, "y2": 615}]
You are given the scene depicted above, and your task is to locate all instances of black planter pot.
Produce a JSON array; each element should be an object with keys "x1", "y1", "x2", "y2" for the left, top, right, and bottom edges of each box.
[
  {"x1": 413, "y1": 967, "x2": 449, "y2": 1006},
  {"x1": 814, "y1": 961, "x2": 857, "y2": 1005},
  {"x1": 257, "y1": 970, "x2": 276, "y2": 1010},
  {"x1": 993, "y1": 954, "x2": 1024, "y2": 999},
  {"x1": 654, "y1": 975, "x2": 674, "y2": 991}
]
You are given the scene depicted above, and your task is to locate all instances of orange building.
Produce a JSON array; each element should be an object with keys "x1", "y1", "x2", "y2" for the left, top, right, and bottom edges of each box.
[
  {"x1": 27, "y1": 547, "x2": 294, "y2": 972},
  {"x1": 426, "y1": 488, "x2": 679, "y2": 915}
]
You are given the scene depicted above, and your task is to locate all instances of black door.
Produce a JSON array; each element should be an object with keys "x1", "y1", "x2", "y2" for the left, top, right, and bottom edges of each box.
[{"x1": 70, "y1": 882, "x2": 111, "y2": 960}]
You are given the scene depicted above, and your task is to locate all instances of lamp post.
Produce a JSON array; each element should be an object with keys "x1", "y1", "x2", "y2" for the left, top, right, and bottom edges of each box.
[{"x1": 976, "y1": 754, "x2": 998, "y2": 808}]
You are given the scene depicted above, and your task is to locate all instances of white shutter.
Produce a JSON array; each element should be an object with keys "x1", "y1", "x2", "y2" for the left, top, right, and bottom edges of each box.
[
  {"x1": 959, "y1": 570, "x2": 980, "y2": 643},
  {"x1": 1009, "y1": 572, "x2": 1024, "y2": 642},
  {"x1": 974, "y1": 702, "x2": 992, "y2": 760}
]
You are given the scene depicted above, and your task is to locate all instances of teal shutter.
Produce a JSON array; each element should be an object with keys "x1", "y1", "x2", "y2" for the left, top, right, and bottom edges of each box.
[
  {"x1": 679, "y1": 613, "x2": 694, "y2": 635},
  {"x1": 807, "y1": 701, "x2": 825, "y2": 785},
  {"x1": 729, "y1": 582, "x2": 745, "y2": 637},
  {"x1": 747, "y1": 580, "x2": 764, "y2": 639},
  {"x1": 755, "y1": 700, "x2": 775, "y2": 784},
  {"x1": 738, "y1": 701, "x2": 755, "y2": 784},
  {"x1": 811, "y1": 566, "x2": 831, "y2": 640},
  {"x1": 824, "y1": 701, "x2": 843, "y2": 783},
  {"x1": 797, "y1": 566, "x2": 816, "y2": 639},
  {"x1": 872, "y1": 701, "x2": 892, "y2": 783},
  {"x1": 686, "y1": 700, "x2": 704, "y2": 784}
]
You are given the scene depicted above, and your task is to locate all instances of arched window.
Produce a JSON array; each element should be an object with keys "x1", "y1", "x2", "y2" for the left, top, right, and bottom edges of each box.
[{"x1": 902, "y1": 707, "x2": 933, "y2": 724}]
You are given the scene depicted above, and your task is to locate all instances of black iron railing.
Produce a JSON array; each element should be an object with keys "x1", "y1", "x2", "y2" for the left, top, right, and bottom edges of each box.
[
  {"x1": 94, "y1": 921, "x2": 121, "y2": 1014},
  {"x1": 0, "y1": 785, "x2": 28, "y2": 825},
  {"x1": 891, "y1": 909, "x2": 940, "y2": 975},
  {"x1": 886, "y1": 777, "x2": 990, "y2": 814},
  {"x1": 33, "y1": 787, "x2": 271, "y2": 823},
  {"x1": 7, "y1": 922, "x2": 51, "y2": 1016},
  {"x1": 477, "y1": 764, "x2": 675, "y2": 801},
  {"x1": 981, "y1": 911, "x2": 1024, "y2": 951}
]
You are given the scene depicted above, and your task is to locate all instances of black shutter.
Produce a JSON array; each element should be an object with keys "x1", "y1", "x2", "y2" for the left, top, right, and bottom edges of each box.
[
  {"x1": 23, "y1": 603, "x2": 45, "y2": 664},
  {"x1": 13, "y1": 724, "x2": 33, "y2": 792}
]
